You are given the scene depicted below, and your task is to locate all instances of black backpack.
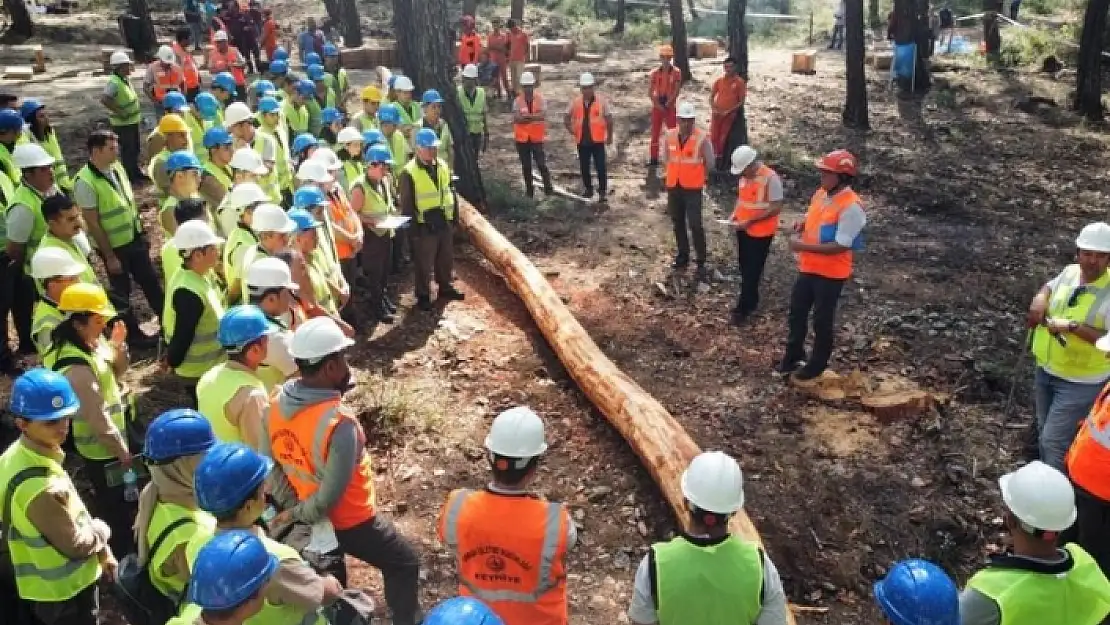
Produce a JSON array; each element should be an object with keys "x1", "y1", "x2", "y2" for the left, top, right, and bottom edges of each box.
[{"x1": 110, "y1": 517, "x2": 193, "y2": 625}]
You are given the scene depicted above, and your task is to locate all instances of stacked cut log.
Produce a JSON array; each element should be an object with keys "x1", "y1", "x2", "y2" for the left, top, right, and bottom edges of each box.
[{"x1": 790, "y1": 370, "x2": 936, "y2": 423}]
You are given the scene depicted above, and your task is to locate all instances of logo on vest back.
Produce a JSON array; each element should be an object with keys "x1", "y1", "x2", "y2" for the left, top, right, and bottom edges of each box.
[
  {"x1": 272, "y1": 429, "x2": 311, "y2": 468},
  {"x1": 463, "y1": 545, "x2": 532, "y2": 585}
]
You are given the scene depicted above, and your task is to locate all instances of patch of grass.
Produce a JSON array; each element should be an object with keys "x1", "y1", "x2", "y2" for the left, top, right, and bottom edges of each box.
[
  {"x1": 998, "y1": 24, "x2": 1075, "y2": 67},
  {"x1": 760, "y1": 134, "x2": 810, "y2": 175},
  {"x1": 349, "y1": 371, "x2": 445, "y2": 438}
]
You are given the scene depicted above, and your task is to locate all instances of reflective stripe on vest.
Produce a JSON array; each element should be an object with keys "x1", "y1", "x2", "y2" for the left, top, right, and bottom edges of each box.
[
  {"x1": 731, "y1": 164, "x2": 780, "y2": 238},
  {"x1": 305, "y1": 97, "x2": 323, "y2": 136},
  {"x1": 197, "y1": 362, "x2": 267, "y2": 443},
  {"x1": 403, "y1": 158, "x2": 455, "y2": 223},
  {"x1": 164, "y1": 268, "x2": 227, "y2": 379},
  {"x1": 664, "y1": 128, "x2": 707, "y2": 190},
  {"x1": 146, "y1": 501, "x2": 214, "y2": 598},
  {"x1": 150, "y1": 62, "x2": 183, "y2": 101},
  {"x1": 224, "y1": 225, "x2": 258, "y2": 299},
  {"x1": 653, "y1": 535, "x2": 763, "y2": 625},
  {"x1": 1032, "y1": 265, "x2": 1110, "y2": 383},
  {"x1": 387, "y1": 130, "x2": 409, "y2": 175},
  {"x1": 283, "y1": 100, "x2": 309, "y2": 135},
  {"x1": 458, "y1": 86, "x2": 487, "y2": 134},
  {"x1": 76, "y1": 163, "x2": 139, "y2": 249},
  {"x1": 798, "y1": 187, "x2": 863, "y2": 280},
  {"x1": 109, "y1": 74, "x2": 142, "y2": 126},
  {"x1": 252, "y1": 131, "x2": 283, "y2": 202},
  {"x1": 514, "y1": 93, "x2": 546, "y2": 143},
  {"x1": 569, "y1": 95, "x2": 607, "y2": 145},
  {"x1": 1067, "y1": 382, "x2": 1110, "y2": 501},
  {"x1": 342, "y1": 160, "x2": 363, "y2": 194},
  {"x1": 327, "y1": 191, "x2": 359, "y2": 260},
  {"x1": 0, "y1": 142, "x2": 22, "y2": 184},
  {"x1": 25, "y1": 129, "x2": 71, "y2": 190},
  {"x1": 12, "y1": 184, "x2": 50, "y2": 269},
  {"x1": 355, "y1": 176, "x2": 396, "y2": 238},
  {"x1": 209, "y1": 47, "x2": 246, "y2": 85},
  {"x1": 204, "y1": 161, "x2": 233, "y2": 191},
  {"x1": 31, "y1": 300, "x2": 62, "y2": 355},
  {"x1": 307, "y1": 248, "x2": 338, "y2": 315},
  {"x1": 353, "y1": 112, "x2": 379, "y2": 132},
  {"x1": 46, "y1": 341, "x2": 128, "y2": 460},
  {"x1": 173, "y1": 42, "x2": 201, "y2": 88},
  {"x1": 186, "y1": 113, "x2": 208, "y2": 161},
  {"x1": 260, "y1": 121, "x2": 292, "y2": 191},
  {"x1": 397, "y1": 101, "x2": 422, "y2": 129}
]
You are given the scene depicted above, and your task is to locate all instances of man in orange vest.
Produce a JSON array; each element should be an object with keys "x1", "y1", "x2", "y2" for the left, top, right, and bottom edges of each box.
[
  {"x1": 662, "y1": 102, "x2": 714, "y2": 277},
  {"x1": 507, "y1": 19, "x2": 530, "y2": 95},
  {"x1": 1066, "y1": 344, "x2": 1110, "y2": 578},
  {"x1": 144, "y1": 45, "x2": 185, "y2": 108},
  {"x1": 458, "y1": 15, "x2": 483, "y2": 67},
  {"x1": 486, "y1": 18, "x2": 511, "y2": 99},
  {"x1": 780, "y1": 149, "x2": 865, "y2": 382},
  {"x1": 648, "y1": 45, "x2": 682, "y2": 167},
  {"x1": 207, "y1": 30, "x2": 248, "y2": 91},
  {"x1": 563, "y1": 72, "x2": 613, "y2": 203},
  {"x1": 265, "y1": 316, "x2": 423, "y2": 625},
  {"x1": 173, "y1": 28, "x2": 202, "y2": 100},
  {"x1": 437, "y1": 406, "x2": 575, "y2": 625},
  {"x1": 512, "y1": 71, "x2": 552, "y2": 198},
  {"x1": 710, "y1": 56, "x2": 747, "y2": 172},
  {"x1": 727, "y1": 145, "x2": 782, "y2": 325}
]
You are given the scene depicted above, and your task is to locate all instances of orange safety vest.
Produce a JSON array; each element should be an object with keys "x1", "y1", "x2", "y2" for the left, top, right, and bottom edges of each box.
[
  {"x1": 730, "y1": 164, "x2": 780, "y2": 238},
  {"x1": 568, "y1": 95, "x2": 608, "y2": 145},
  {"x1": 1067, "y1": 382, "x2": 1110, "y2": 502},
  {"x1": 150, "y1": 62, "x2": 184, "y2": 102},
  {"x1": 209, "y1": 46, "x2": 247, "y2": 86},
  {"x1": 798, "y1": 186, "x2": 863, "y2": 280},
  {"x1": 663, "y1": 128, "x2": 707, "y2": 190},
  {"x1": 438, "y1": 489, "x2": 570, "y2": 625},
  {"x1": 267, "y1": 397, "x2": 376, "y2": 530},
  {"x1": 458, "y1": 33, "x2": 483, "y2": 66},
  {"x1": 513, "y1": 93, "x2": 546, "y2": 143},
  {"x1": 173, "y1": 41, "x2": 200, "y2": 89},
  {"x1": 327, "y1": 191, "x2": 360, "y2": 260}
]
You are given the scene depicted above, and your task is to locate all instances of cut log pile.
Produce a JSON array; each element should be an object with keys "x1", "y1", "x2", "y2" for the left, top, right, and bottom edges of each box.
[{"x1": 790, "y1": 370, "x2": 937, "y2": 423}]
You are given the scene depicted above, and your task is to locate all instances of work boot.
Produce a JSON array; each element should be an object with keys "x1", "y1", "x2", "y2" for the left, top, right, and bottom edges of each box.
[
  {"x1": 671, "y1": 256, "x2": 688, "y2": 270},
  {"x1": 439, "y1": 286, "x2": 466, "y2": 301},
  {"x1": 416, "y1": 295, "x2": 434, "y2": 311},
  {"x1": 373, "y1": 303, "x2": 395, "y2": 324},
  {"x1": 730, "y1": 310, "x2": 748, "y2": 327},
  {"x1": 776, "y1": 359, "x2": 805, "y2": 376},
  {"x1": 583, "y1": 187, "x2": 594, "y2": 199},
  {"x1": 694, "y1": 264, "x2": 709, "y2": 282},
  {"x1": 792, "y1": 367, "x2": 823, "y2": 383}
]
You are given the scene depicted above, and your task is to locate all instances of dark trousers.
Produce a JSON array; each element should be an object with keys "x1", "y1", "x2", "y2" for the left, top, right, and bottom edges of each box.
[
  {"x1": 666, "y1": 188, "x2": 706, "y2": 267},
  {"x1": 82, "y1": 457, "x2": 137, "y2": 557},
  {"x1": 411, "y1": 222, "x2": 454, "y2": 299},
  {"x1": 828, "y1": 25, "x2": 844, "y2": 49},
  {"x1": 335, "y1": 515, "x2": 421, "y2": 625},
  {"x1": 112, "y1": 123, "x2": 143, "y2": 182},
  {"x1": 577, "y1": 142, "x2": 607, "y2": 194},
  {"x1": 27, "y1": 584, "x2": 98, "y2": 625},
  {"x1": 108, "y1": 237, "x2": 165, "y2": 337},
  {"x1": 1074, "y1": 485, "x2": 1110, "y2": 577},
  {"x1": 469, "y1": 133, "x2": 483, "y2": 155},
  {"x1": 734, "y1": 232, "x2": 773, "y2": 315},
  {"x1": 362, "y1": 232, "x2": 393, "y2": 307},
  {"x1": 0, "y1": 254, "x2": 34, "y2": 358},
  {"x1": 783, "y1": 272, "x2": 846, "y2": 375},
  {"x1": 515, "y1": 141, "x2": 551, "y2": 193},
  {"x1": 243, "y1": 40, "x2": 263, "y2": 74}
]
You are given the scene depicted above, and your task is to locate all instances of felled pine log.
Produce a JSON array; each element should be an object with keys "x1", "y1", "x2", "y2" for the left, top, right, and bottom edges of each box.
[{"x1": 458, "y1": 200, "x2": 796, "y2": 624}]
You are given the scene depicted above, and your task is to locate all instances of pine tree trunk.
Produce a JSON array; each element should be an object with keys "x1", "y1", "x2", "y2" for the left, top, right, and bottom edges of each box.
[
  {"x1": 462, "y1": 0, "x2": 477, "y2": 17},
  {"x1": 868, "y1": 0, "x2": 880, "y2": 28},
  {"x1": 394, "y1": 0, "x2": 486, "y2": 205},
  {"x1": 126, "y1": 0, "x2": 158, "y2": 61},
  {"x1": 669, "y1": 0, "x2": 692, "y2": 81},
  {"x1": 338, "y1": 0, "x2": 362, "y2": 47},
  {"x1": 727, "y1": 0, "x2": 749, "y2": 147},
  {"x1": 686, "y1": 0, "x2": 699, "y2": 19},
  {"x1": 614, "y1": 0, "x2": 627, "y2": 33},
  {"x1": 1075, "y1": 0, "x2": 1109, "y2": 120},
  {"x1": 892, "y1": 0, "x2": 930, "y2": 92},
  {"x1": 842, "y1": 0, "x2": 870, "y2": 128},
  {"x1": 4, "y1": 0, "x2": 33, "y2": 38},
  {"x1": 511, "y1": 0, "x2": 525, "y2": 21}
]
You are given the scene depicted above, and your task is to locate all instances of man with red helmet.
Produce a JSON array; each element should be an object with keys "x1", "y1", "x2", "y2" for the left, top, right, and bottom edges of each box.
[{"x1": 779, "y1": 149, "x2": 866, "y2": 382}]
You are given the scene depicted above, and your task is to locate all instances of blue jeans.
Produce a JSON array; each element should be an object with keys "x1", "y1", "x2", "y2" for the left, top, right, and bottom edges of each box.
[{"x1": 1034, "y1": 367, "x2": 1103, "y2": 470}]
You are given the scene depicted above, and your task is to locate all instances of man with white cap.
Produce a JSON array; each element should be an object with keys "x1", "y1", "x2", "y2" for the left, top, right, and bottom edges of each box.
[
  {"x1": 960, "y1": 461, "x2": 1110, "y2": 625},
  {"x1": 220, "y1": 182, "x2": 268, "y2": 303},
  {"x1": 245, "y1": 256, "x2": 303, "y2": 389},
  {"x1": 1027, "y1": 221, "x2": 1110, "y2": 471},
  {"x1": 458, "y1": 63, "x2": 489, "y2": 155},
  {"x1": 238, "y1": 203, "x2": 295, "y2": 297},
  {"x1": 100, "y1": 50, "x2": 146, "y2": 182},
  {"x1": 628, "y1": 451, "x2": 788, "y2": 625},
  {"x1": 391, "y1": 75, "x2": 422, "y2": 140},
  {"x1": 29, "y1": 247, "x2": 85, "y2": 354},
  {"x1": 662, "y1": 102, "x2": 714, "y2": 278},
  {"x1": 144, "y1": 45, "x2": 185, "y2": 109},
  {"x1": 727, "y1": 145, "x2": 782, "y2": 325},
  {"x1": 6, "y1": 143, "x2": 59, "y2": 272},
  {"x1": 437, "y1": 406, "x2": 576, "y2": 625},
  {"x1": 564, "y1": 71, "x2": 613, "y2": 202},
  {"x1": 511, "y1": 71, "x2": 552, "y2": 198},
  {"x1": 225, "y1": 102, "x2": 281, "y2": 203}
]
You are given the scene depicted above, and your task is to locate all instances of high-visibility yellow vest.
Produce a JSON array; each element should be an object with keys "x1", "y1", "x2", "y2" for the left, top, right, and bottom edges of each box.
[
  {"x1": 1031, "y1": 265, "x2": 1110, "y2": 383},
  {"x1": 108, "y1": 74, "x2": 142, "y2": 127},
  {"x1": 45, "y1": 341, "x2": 129, "y2": 461},
  {"x1": 75, "y1": 162, "x2": 139, "y2": 249},
  {"x1": 354, "y1": 175, "x2": 396, "y2": 238},
  {"x1": 260, "y1": 120, "x2": 292, "y2": 192},
  {"x1": 396, "y1": 100, "x2": 422, "y2": 129},
  {"x1": 22, "y1": 129, "x2": 72, "y2": 190},
  {"x1": 353, "y1": 111, "x2": 379, "y2": 132},
  {"x1": 0, "y1": 141, "x2": 22, "y2": 184},
  {"x1": 341, "y1": 159, "x2": 363, "y2": 193},
  {"x1": 402, "y1": 157, "x2": 455, "y2": 223},
  {"x1": 425, "y1": 119, "x2": 453, "y2": 164},
  {"x1": 185, "y1": 113, "x2": 208, "y2": 162},
  {"x1": 164, "y1": 268, "x2": 227, "y2": 379},
  {"x1": 160, "y1": 193, "x2": 210, "y2": 238},
  {"x1": 0, "y1": 439, "x2": 101, "y2": 601},
  {"x1": 36, "y1": 233, "x2": 99, "y2": 291},
  {"x1": 457, "y1": 85, "x2": 487, "y2": 134},
  {"x1": 307, "y1": 247, "x2": 338, "y2": 315},
  {"x1": 12, "y1": 183, "x2": 50, "y2": 269},
  {"x1": 653, "y1": 535, "x2": 764, "y2": 625},
  {"x1": 305, "y1": 97, "x2": 324, "y2": 136},
  {"x1": 323, "y1": 68, "x2": 349, "y2": 95},
  {"x1": 148, "y1": 149, "x2": 171, "y2": 197},
  {"x1": 0, "y1": 170, "x2": 15, "y2": 249},
  {"x1": 224, "y1": 225, "x2": 258, "y2": 303},
  {"x1": 196, "y1": 362, "x2": 266, "y2": 444},
  {"x1": 160, "y1": 239, "x2": 183, "y2": 284},
  {"x1": 385, "y1": 130, "x2": 409, "y2": 176},
  {"x1": 282, "y1": 99, "x2": 309, "y2": 135},
  {"x1": 203, "y1": 160, "x2": 233, "y2": 192},
  {"x1": 145, "y1": 501, "x2": 215, "y2": 599},
  {"x1": 31, "y1": 299, "x2": 62, "y2": 355}
]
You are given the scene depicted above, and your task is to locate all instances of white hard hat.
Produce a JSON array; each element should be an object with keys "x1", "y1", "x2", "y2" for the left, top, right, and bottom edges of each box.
[
  {"x1": 12, "y1": 143, "x2": 55, "y2": 169},
  {"x1": 676, "y1": 101, "x2": 697, "y2": 119},
  {"x1": 484, "y1": 406, "x2": 548, "y2": 458},
  {"x1": 223, "y1": 102, "x2": 254, "y2": 127},
  {"x1": 227, "y1": 182, "x2": 268, "y2": 210},
  {"x1": 578, "y1": 72, "x2": 595, "y2": 87},
  {"x1": 172, "y1": 219, "x2": 224, "y2": 251},
  {"x1": 1075, "y1": 222, "x2": 1110, "y2": 253},
  {"x1": 246, "y1": 256, "x2": 298, "y2": 291},
  {"x1": 681, "y1": 451, "x2": 744, "y2": 514},
  {"x1": 157, "y1": 45, "x2": 176, "y2": 63},
  {"x1": 337, "y1": 126, "x2": 363, "y2": 145},
  {"x1": 519, "y1": 71, "x2": 536, "y2": 86},
  {"x1": 999, "y1": 460, "x2": 1077, "y2": 532},
  {"x1": 393, "y1": 75, "x2": 414, "y2": 91},
  {"x1": 251, "y1": 203, "x2": 296, "y2": 233},
  {"x1": 730, "y1": 145, "x2": 757, "y2": 174},
  {"x1": 30, "y1": 247, "x2": 85, "y2": 280},
  {"x1": 230, "y1": 147, "x2": 269, "y2": 175},
  {"x1": 296, "y1": 159, "x2": 335, "y2": 184},
  {"x1": 309, "y1": 147, "x2": 343, "y2": 171},
  {"x1": 109, "y1": 50, "x2": 132, "y2": 66},
  {"x1": 214, "y1": 30, "x2": 229, "y2": 42},
  {"x1": 461, "y1": 64, "x2": 479, "y2": 79},
  {"x1": 289, "y1": 316, "x2": 355, "y2": 361}
]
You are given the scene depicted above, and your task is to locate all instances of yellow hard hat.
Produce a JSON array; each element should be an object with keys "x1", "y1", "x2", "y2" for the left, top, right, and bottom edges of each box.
[
  {"x1": 361, "y1": 85, "x2": 383, "y2": 102},
  {"x1": 158, "y1": 113, "x2": 189, "y2": 134},
  {"x1": 58, "y1": 283, "x2": 115, "y2": 316},
  {"x1": 658, "y1": 44, "x2": 674, "y2": 57}
]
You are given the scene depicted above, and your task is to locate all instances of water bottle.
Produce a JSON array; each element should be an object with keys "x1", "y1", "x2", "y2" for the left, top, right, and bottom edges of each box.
[{"x1": 122, "y1": 468, "x2": 140, "y2": 503}]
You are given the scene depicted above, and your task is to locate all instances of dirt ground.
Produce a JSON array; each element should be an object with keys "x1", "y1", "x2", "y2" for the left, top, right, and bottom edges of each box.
[{"x1": 2, "y1": 6, "x2": 1104, "y2": 624}]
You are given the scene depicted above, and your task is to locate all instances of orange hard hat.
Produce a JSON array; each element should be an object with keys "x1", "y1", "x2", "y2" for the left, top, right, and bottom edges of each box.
[
  {"x1": 816, "y1": 149, "x2": 858, "y2": 176},
  {"x1": 658, "y1": 44, "x2": 674, "y2": 57}
]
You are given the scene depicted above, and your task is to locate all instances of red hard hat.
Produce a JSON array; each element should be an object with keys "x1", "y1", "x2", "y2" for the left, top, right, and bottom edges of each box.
[{"x1": 815, "y1": 149, "x2": 858, "y2": 176}]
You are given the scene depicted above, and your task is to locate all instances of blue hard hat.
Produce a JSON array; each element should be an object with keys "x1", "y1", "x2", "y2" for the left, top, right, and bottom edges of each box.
[
  {"x1": 362, "y1": 129, "x2": 385, "y2": 146},
  {"x1": 258, "y1": 96, "x2": 281, "y2": 114},
  {"x1": 421, "y1": 89, "x2": 444, "y2": 106},
  {"x1": 363, "y1": 144, "x2": 393, "y2": 165},
  {"x1": 295, "y1": 79, "x2": 316, "y2": 96},
  {"x1": 293, "y1": 186, "x2": 328, "y2": 210},
  {"x1": 292, "y1": 133, "x2": 318, "y2": 156},
  {"x1": 166, "y1": 150, "x2": 203, "y2": 173},
  {"x1": 424, "y1": 597, "x2": 505, "y2": 625},
  {"x1": 305, "y1": 52, "x2": 322, "y2": 66},
  {"x1": 195, "y1": 443, "x2": 273, "y2": 515},
  {"x1": 194, "y1": 92, "x2": 220, "y2": 121},
  {"x1": 203, "y1": 127, "x2": 233, "y2": 149},
  {"x1": 288, "y1": 207, "x2": 322, "y2": 231},
  {"x1": 252, "y1": 79, "x2": 276, "y2": 99},
  {"x1": 874, "y1": 559, "x2": 960, "y2": 625},
  {"x1": 188, "y1": 530, "x2": 279, "y2": 610},
  {"x1": 414, "y1": 127, "x2": 440, "y2": 149},
  {"x1": 218, "y1": 305, "x2": 277, "y2": 350},
  {"x1": 9, "y1": 368, "x2": 80, "y2": 421},
  {"x1": 377, "y1": 103, "x2": 400, "y2": 125},
  {"x1": 273, "y1": 47, "x2": 289, "y2": 62},
  {"x1": 19, "y1": 98, "x2": 44, "y2": 121},
  {"x1": 268, "y1": 59, "x2": 289, "y2": 75},
  {"x1": 144, "y1": 408, "x2": 216, "y2": 462},
  {"x1": 213, "y1": 72, "x2": 238, "y2": 94},
  {"x1": 162, "y1": 91, "x2": 188, "y2": 113},
  {"x1": 0, "y1": 108, "x2": 24, "y2": 132},
  {"x1": 321, "y1": 107, "x2": 342, "y2": 125},
  {"x1": 323, "y1": 42, "x2": 339, "y2": 57},
  {"x1": 307, "y1": 64, "x2": 326, "y2": 81}
]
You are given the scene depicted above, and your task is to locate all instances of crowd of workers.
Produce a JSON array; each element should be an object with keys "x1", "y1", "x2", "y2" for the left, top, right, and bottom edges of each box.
[{"x1": 0, "y1": 7, "x2": 1107, "y2": 625}]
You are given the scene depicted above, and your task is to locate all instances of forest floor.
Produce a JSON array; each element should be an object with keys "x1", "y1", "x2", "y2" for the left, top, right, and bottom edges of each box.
[{"x1": 2, "y1": 5, "x2": 1109, "y2": 624}]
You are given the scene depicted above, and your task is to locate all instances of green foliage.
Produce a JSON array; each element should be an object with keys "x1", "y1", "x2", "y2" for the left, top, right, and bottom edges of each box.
[
  {"x1": 351, "y1": 371, "x2": 444, "y2": 436},
  {"x1": 997, "y1": 24, "x2": 1071, "y2": 66}
]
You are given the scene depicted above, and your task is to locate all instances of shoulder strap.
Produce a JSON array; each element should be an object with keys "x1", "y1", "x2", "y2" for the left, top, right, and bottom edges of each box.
[
  {"x1": 148, "y1": 517, "x2": 194, "y2": 564},
  {"x1": 51, "y1": 355, "x2": 89, "y2": 372},
  {"x1": 2, "y1": 466, "x2": 50, "y2": 540}
]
